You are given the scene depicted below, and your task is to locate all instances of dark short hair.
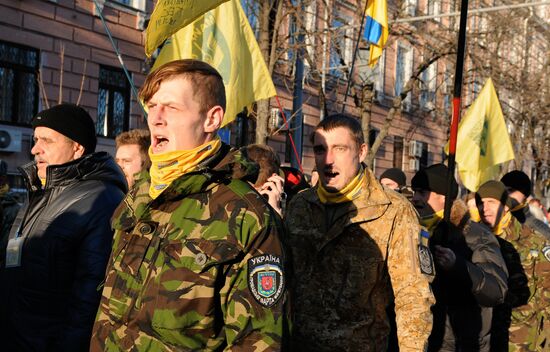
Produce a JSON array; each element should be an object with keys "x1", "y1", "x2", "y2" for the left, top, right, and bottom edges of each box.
[
  {"x1": 310, "y1": 114, "x2": 364, "y2": 147},
  {"x1": 139, "y1": 59, "x2": 226, "y2": 114}
]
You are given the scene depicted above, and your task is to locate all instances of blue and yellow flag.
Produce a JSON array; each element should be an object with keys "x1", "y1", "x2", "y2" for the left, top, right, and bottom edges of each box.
[
  {"x1": 445, "y1": 78, "x2": 515, "y2": 191},
  {"x1": 152, "y1": 0, "x2": 277, "y2": 126},
  {"x1": 145, "y1": 0, "x2": 229, "y2": 57},
  {"x1": 364, "y1": 0, "x2": 388, "y2": 67}
]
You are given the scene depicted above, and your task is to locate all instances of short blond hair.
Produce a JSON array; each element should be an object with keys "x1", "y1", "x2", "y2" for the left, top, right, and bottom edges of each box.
[
  {"x1": 115, "y1": 129, "x2": 151, "y2": 169},
  {"x1": 139, "y1": 59, "x2": 226, "y2": 115}
]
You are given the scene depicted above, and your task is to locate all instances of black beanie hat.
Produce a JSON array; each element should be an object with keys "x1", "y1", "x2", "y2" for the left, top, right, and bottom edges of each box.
[
  {"x1": 32, "y1": 104, "x2": 97, "y2": 154},
  {"x1": 501, "y1": 170, "x2": 531, "y2": 198},
  {"x1": 411, "y1": 163, "x2": 458, "y2": 199},
  {"x1": 476, "y1": 180, "x2": 514, "y2": 209},
  {"x1": 380, "y1": 168, "x2": 407, "y2": 188}
]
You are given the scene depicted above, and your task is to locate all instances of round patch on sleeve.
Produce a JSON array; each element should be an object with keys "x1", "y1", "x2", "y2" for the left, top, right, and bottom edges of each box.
[{"x1": 248, "y1": 254, "x2": 284, "y2": 308}]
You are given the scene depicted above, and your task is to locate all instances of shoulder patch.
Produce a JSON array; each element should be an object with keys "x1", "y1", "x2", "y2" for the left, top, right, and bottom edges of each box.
[
  {"x1": 248, "y1": 254, "x2": 284, "y2": 307},
  {"x1": 419, "y1": 230, "x2": 435, "y2": 276}
]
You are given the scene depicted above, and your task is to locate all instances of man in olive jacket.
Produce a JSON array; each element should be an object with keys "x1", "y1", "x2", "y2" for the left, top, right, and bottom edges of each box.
[
  {"x1": 285, "y1": 114, "x2": 435, "y2": 351},
  {"x1": 0, "y1": 104, "x2": 127, "y2": 351}
]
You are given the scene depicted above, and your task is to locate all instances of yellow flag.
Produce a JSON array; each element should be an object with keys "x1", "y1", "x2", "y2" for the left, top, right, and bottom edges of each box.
[
  {"x1": 152, "y1": 0, "x2": 277, "y2": 126},
  {"x1": 445, "y1": 78, "x2": 515, "y2": 191},
  {"x1": 145, "y1": 0, "x2": 229, "y2": 57},
  {"x1": 364, "y1": 0, "x2": 389, "y2": 67}
]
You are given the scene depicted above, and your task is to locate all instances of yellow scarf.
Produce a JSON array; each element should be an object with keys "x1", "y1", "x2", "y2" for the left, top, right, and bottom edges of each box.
[
  {"x1": 40, "y1": 178, "x2": 46, "y2": 187},
  {"x1": 317, "y1": 167, "x2": 364, "y2": 204},
  {"x1": 420, "y1": 209, "x2": 445, "y2": 232},
  {"x1": 469, "y1": 207, "x2": 481, "y2": 222},
  {"x1": 149, "y1": 137, "x2": 221, "y2": 199},
  {"x1": 0, "y1": 183, "x2": 9, "y2": 195},
  {"x1": 492, "y1": 211, "x2": 512, "y2": 235}
]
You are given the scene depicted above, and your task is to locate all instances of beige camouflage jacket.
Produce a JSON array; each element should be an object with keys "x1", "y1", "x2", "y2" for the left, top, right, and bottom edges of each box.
[
  {"x1": 91, "y1": 148, "x2": 289, "y2": 351},
  {"x1": 284, "y1": 168, "x2": 434, "y2": 352}
]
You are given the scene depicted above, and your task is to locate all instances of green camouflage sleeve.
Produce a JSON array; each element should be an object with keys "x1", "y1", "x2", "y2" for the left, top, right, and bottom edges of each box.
[
  {"x1": 387, "y1": 200, "x2": 435, "y2": 352},
  {"x1": 217, "y1": 208, "x2": 289, "y2": 351}
]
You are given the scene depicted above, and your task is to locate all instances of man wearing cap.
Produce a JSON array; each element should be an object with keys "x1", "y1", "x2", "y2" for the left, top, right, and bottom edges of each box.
[
  {"x1": 0, "y1": 103, "x2": 127, "y2": 351},
  {"x1": 501, "y1": 170, "x2": 550, "y2": 241},
  {"x1": 380, "y1": 167, "x2": 407, "y2": 192},
  {"x1": 411, "y1": 164, "x2": 508, "y2": 352},
  {"x1": 477, "y1": 180, "x2": 550, "y2": 351},
  {"x1": 285, "y1": 114, "x2": 434, "y2": 351}
]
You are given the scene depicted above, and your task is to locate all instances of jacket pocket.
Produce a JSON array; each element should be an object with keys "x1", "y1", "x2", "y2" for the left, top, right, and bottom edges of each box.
[{"x1": 151, "y1": 238, "x2": 242, "y2": 332}]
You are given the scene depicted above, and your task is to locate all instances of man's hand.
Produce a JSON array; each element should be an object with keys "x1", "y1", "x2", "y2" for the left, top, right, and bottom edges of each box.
[
  {"x1": 434, "y1": 245, "x2": 456, "y2": 270},
  {"x1": 258, "y1": 174, "x2": 286, "y2": 217}
]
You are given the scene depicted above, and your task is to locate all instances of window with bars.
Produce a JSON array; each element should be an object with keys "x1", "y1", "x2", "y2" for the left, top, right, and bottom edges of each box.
[
  {"x1": 96, "y1": 65, "x2": 130, "y2": 138},
  {"x1": 0, "y1": 41, "x2": 39, "y2": 125}
]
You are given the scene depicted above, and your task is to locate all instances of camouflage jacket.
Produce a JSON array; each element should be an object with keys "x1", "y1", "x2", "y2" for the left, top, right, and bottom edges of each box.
[
  {"x1": 91, "y1": 145, "x2": 289, "y2": 351},
  {"x1": 284, "y1": 168, "x2": 434, "y2": 352},
  {"x1": 503, "y1": 218, "x2": 550, "y2": 351}
]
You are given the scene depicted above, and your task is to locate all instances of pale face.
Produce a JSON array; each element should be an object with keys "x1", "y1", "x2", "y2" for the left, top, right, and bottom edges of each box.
[
  {"x1": 380, "y1": 178, "x2": 400, "y2": 191},
  {"x1": 146, "y1": 77, "x2": 223, "y2": 154},
  {"x1": 479, "y1": 197, "x2": 508, "y2": 228},
  {"x1": 31, "y1": 126, "x2": 84, "y2": 179},
  {"x1": 313, "y1": 127, "x2": 367, "y2": 192},
  {"x1": 116, "y1": 144, "x2": 145, "y2": 188},
  {"x1": 412, "y1": 189, "x2": 445, "y2": 217}
]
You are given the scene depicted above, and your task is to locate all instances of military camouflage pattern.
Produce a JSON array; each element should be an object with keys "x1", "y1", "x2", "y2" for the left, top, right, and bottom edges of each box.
[
  {"x1": 284, "y1": 168, "x2": 434, "y2": 352},
  {"x1": 91, "y1": 147, "x2": 289, "y2": 351},
  {"x1": 503, "y1": 219, "x2": 550, "y2": 351}
]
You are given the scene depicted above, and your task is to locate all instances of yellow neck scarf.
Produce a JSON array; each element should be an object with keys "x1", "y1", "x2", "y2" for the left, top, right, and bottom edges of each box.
[
  {"x1": 420, "y1": 209, "x2": 445, "y2": 232},
  {"x1": 149, "y1": 137, "x2": 221, "y2": 199},
  {"x1": 317, "y1": 167, "x2": 364, "y2": 204},
  {"x1": 469, "y1": 207, "x2": 481, "y2": 222},
  {"x1": 0, "y1": 183, "x2": 8, "y2": 196},
  {"x1": 40, "y1": 178, "x2": 46, "y2": 187},
  {"x1": 492, "y1": 211, "x2": 512, "y2": 235}
]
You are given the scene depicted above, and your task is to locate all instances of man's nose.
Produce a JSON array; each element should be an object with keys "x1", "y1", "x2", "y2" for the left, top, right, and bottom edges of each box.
[
  {"x1": 148, "y1": 106, "x2": 165, "y2": 125},
  {"x1": 31, "y1": 142, "x2": 41, "y2": 155}
]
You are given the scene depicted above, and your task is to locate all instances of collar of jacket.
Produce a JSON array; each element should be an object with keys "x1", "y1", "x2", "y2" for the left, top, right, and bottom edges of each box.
[
  {"x1": 301, "y1": 166, "x2": 392, "y2": 248},
  {"x1": 113, "y1": 143, "x2": 257, "y2": 231},
  {"x1": 19, "y1": 152, "x2": 126, "y2": 193}
]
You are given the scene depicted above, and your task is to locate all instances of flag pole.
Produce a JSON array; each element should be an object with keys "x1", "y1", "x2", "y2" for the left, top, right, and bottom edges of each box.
[
  {"x1": 92, "y1": 0, "x2": 148, "y2": 119},
  {"x1": 444, "y1": 0, "x2": 469, "y2": 229}
]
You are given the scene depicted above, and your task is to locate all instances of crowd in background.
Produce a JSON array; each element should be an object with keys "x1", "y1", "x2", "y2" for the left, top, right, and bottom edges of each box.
[{"x1": 0, "y1": 59, "x2": 548, "y2": 352}]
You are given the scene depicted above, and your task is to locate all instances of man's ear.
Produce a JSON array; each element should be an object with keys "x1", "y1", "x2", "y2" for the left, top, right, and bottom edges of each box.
[
  {"x1": 204, "y1": 105, "x2": 224, "y2": 133},
  {"x1": 73, "y1": 143, "x2": 85, "y2": 160},
  {"x1": 359, "y1": 143, "x2": 368, "y2": 161}
]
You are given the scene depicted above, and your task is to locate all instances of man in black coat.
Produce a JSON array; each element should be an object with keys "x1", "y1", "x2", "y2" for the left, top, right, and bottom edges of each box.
[
  {"x1": 411, "y1": 164, "x2": 509, "y2": 352},
  {"x1": 0, "y1": 104, "x2": 127, "y2": 351}
]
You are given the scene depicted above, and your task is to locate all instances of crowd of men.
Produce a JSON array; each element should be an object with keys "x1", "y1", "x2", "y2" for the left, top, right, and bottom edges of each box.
[{"x1": 0, "y1": 59, "x2": 548, "y2": 351}]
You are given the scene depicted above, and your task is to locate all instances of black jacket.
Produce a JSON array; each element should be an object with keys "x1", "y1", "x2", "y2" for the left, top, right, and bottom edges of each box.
[
  {"x1": 0, "y1": 152, "x2": 126, "y2": 352},
  {"x1": 428, "y1": 202, "x2": 508, "y2": 352}
]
